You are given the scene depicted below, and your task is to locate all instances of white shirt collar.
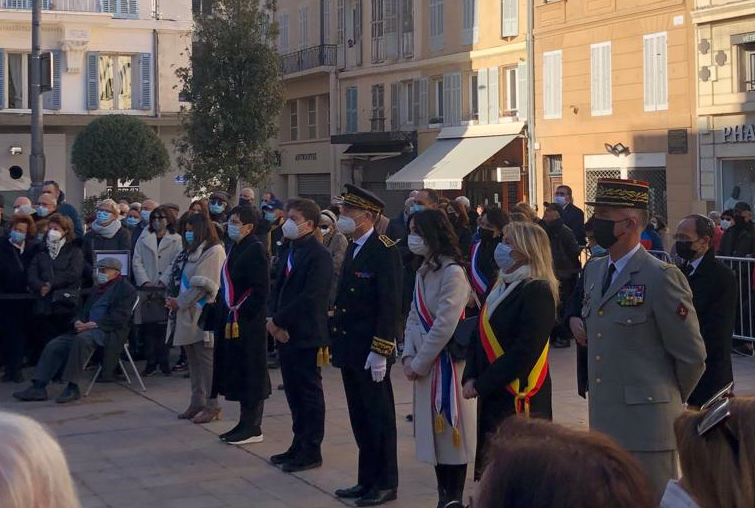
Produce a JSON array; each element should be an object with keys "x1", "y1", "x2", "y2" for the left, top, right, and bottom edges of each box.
[
  {"x1": 689, "y1": 255, "x2": 704, "y2": 274},
  {"x1": 609, "y1": 243, "x2": 642, "y2": 276},
  {"x1": 353, "y1": 227, "x2": 374, "y2": 247}
]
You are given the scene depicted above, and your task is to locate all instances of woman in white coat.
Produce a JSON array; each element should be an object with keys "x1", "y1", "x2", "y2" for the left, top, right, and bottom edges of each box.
[
  {"x1": 132, "y1": 205, "x2": 183, "y2": 376},
  {"x1": 166, "y1": 213, "x2": 226, "y2": 424},
  {"x1": 401, "y1": 209, "x2": 476, "y2": 508}
]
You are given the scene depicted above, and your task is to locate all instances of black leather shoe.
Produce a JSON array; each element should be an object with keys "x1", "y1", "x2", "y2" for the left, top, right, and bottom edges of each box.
[
  {"x1": 335, "y1": 485, "x2": 370, "y2": 499},
  {"x1": 13, "y1": 385, "x2": 48, "y2": 401},
  {"x1": 280, "y1": 456, "x2": 322, "y2": 473},
  {"x1": 55, "y1": 384, "x2": 81, "y2": 404},
  {"x1": 270, "y1": 448, "x2": 298, "y2": 465},
  {"x1": 356, "y1": 488, "x2": 398, "y2": 507}
]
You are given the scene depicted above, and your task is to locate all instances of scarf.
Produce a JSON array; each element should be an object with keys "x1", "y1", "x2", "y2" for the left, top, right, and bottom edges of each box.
[
  {"x1": 47, "y1": 238, "x2": 66, "y2": 260},
  {"x1": 166, "y1": 249, "x2": 191, "y2": 343},
  {"x1": 485, "y1": 265, "x2": 531, "y2": 314},
  {"x1": 90, "y1": 218, "x2": 122, "y2": 239}
]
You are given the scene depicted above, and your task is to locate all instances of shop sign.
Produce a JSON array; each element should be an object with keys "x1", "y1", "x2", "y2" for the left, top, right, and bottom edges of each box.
[
  {"x1": 731, "y1": 31, "x2": 755, "y2": 45},
  {"x1": 723, "y1": 124, "x2": 755, "y2": 143},
  {"x1": 496, "y1": 167, "x2": 521, "y2": 182},
  {"x1": 295, "y1": 153, "x2": 317, "y2": 161}
]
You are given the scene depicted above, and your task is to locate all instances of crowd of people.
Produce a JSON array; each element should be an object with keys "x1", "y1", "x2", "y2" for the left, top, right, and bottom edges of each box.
[{"x1": 0, "y1": 178, "x2": 753, "y2": 508}]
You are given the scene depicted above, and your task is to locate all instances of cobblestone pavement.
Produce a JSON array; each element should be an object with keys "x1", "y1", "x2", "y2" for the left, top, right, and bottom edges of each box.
[{"x1": 1, "y1": 348, "x2": 754, "y2": 508}]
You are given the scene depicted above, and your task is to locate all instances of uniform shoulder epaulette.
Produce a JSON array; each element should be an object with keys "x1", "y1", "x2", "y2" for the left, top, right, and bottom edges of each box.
[
  {"x1": 378, "y1": 235, "x2": 397, "y2": 248},
  {"x1": 660, "y1": 263, "x2": 677, "y2": 271}
]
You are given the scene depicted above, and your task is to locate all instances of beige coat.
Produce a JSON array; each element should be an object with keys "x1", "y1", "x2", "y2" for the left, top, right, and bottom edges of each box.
[
  {"x1": 132, "y1": 230, "x2": 183, "y2": 287},
  {"x1": 170, "y1": 242, "x2": 226, "y2": 347},
  {"x1": 403, "y1": 256, "x2": 476, "y2": 466}
]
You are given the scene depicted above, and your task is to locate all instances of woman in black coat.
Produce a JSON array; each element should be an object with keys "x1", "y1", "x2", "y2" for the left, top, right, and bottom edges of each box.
[
  {"x1": 0, "y1": 215, "x2": 39, "y2": 382},
  {"x1": 462, "y1": 220, "x2": 558, "y2": 480},
  {"x1": 211, "y1": 206, "x2": 271, "y2": 445},
  {"x1": 468, "y1": 207, "x2": 509, "y2": 300},
  {"x1": 445, "y1": 200, "x2": 473, "y2": 261},
  {"x1": 27, "y1": 214, "x2": 84, "y2": 365}
]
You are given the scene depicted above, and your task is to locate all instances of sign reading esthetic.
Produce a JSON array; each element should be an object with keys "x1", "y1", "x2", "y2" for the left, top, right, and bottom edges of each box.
[
  {"x1": 723, "y1": 124, "x2": 755, "y2": 143},
  {"x1": 295, "y1": 153, "x2": 317, "y2": 161}
]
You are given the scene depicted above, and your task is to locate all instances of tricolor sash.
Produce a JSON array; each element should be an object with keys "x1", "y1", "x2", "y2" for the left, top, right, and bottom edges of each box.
[
  {"x1": 478, "y1": 285, "x2": 549, "y2": 415},
  {"x1": 413, "y1": 275, "x2": 462, "y2": 447},
  {"x1": 469, "y1": 241, "x2": 489, "y2": 296},
  {"x1": 180, "y1": 271, "x2": 208, "y2": 309},
  {"x1": 285, "y1": 251, "x2": 293, "y2": 277},
  {"x1": 220, "y1": 252, "x2": 252, "y2": 340}
]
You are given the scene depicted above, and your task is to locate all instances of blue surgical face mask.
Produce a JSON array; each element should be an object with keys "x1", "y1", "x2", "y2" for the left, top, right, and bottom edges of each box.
[
  {"x1": 96, "y1": 210, "x2": 112, "y2": 225},
  {"x1": 36, "y1": 205, "x2": 50, "y2": 217},
  {"x1": 590, "y1": 244, "x2": 608, "y2": 257},
  {"x1": 227, "y1": 223, "x2": 242, "y2": 241},
  {"x1": 554, "y1": 195, "x2": 567, "y2": 206},
  {"x1": 494, "y1": 242, "x2": 516, "y2": 271},
  {"x1": 125, "y1": 216, "x2": 140, "y2": 227},
  {"x1": 9, "y1": 230, "x2": 25, "y2": 244},
  {"x1": 410, "y1": 204, "x2": 425, "y2": 214},
  {"x1": 184, "y1": 231, "x2": 195, "y2": 244},
  {"x1": 141, "y1": 210, "x2": 151, "y2": 223},
  {"x1": 96, "y1": 271, "x2": 109, "y2": 285},
  {"x1": 209, "y1": 203, "x2": 225, "y2": 214},
  {"x1": 265, "y1": 212, "x2": 276, "y2": 222}
]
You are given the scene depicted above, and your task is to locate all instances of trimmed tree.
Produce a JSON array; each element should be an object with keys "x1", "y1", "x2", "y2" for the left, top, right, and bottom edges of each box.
[
  {"x1": 72, "y1": 115, "x2": 171, "y2": 182},
  {"x1": 175, "y1": 0, "x2": 283, "y2": 197}
]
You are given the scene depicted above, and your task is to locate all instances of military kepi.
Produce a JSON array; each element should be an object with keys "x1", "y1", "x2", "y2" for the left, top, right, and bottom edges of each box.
[
  {"x1": 335, "y1": 184, "x2": 385, "y2": 214},
  {"x1": 586, "y1": 178, "x2": 650, "y2": 210}
]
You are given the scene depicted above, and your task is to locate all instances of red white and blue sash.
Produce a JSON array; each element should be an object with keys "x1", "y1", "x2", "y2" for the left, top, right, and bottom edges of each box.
[
  {"x1": 413, "y1": 276, "x2": 462, "y2": 447},
  {"x1": 469, "y1": 241, "x2": 489, "y2": 296},
  {"x1": 220, "y1": 252, "x2": 252, "y2": 339}
]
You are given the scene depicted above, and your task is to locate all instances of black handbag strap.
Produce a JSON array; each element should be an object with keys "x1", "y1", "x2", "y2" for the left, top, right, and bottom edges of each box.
[{"x1": 451, "y1": 262, "x2": 481, "y2": 310}]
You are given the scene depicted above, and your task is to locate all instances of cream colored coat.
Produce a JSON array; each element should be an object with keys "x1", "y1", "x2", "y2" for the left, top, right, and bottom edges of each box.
[
  {"x1": 132, "y1": 230, "x2": 183, "y2": 287},
  {"x1": 403, "y1": 256, "x2": 477, "y2": 466},
  {"x1": 170, "y1": 242, "x2": 226, "y2": 347}
]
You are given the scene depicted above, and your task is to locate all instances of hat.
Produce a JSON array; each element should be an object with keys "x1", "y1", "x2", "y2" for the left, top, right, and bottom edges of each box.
[
  {"x1": 164, "y1": 202, "x2": 180, "y2": 213},
  {"x1": 261, "y1": 199, "x2": 284, "y2": 211},
  {"x1": 455, "y1": 196, "x2": 470, "y2": 208},
  {"x1": 209, "y1": 190, "x2": 231, "y2": 203},
  {"x1": 585, "y1": 178, "x2": 650, "y2": 210},
  {"x1": 321, "y1": 209, "x2": 337, "y2": 225},
  {"x1": 95, "y1": 257, "x2": 123, "y2": 272},
  {"x1": 334, "y1": 184, "x2": 385, "y2": 214}
]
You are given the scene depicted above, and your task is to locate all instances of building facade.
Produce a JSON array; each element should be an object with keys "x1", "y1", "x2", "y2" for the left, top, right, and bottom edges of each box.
[
  {"x1": 692, "y1": 0, "x2": 755, "y2": 211},
  {"x1": 533, "y1": 0, "x2": 701, "y2": 231},
  {"x1": 0, "y1": 0, "x2": 192, "y2": 208}
]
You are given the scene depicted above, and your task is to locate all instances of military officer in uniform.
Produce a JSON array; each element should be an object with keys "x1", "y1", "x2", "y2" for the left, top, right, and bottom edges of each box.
[
  {"x1": 330, "y1": 185, "x2": 402, "y2": 507},
  {"x1": 577, "y1": 178, "x2": 706, "y2": 499}
]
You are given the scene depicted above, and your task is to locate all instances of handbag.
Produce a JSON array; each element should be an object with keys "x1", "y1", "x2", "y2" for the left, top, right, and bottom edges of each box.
[
  {"x1": 51, "y1": 288, "x2": 80, "y2": 316},
  {"x1": 140, "y1": 290, "x2": 168, "y2": 324},
  {"x1": 446, "y1": 268, "x2": 482, "y2": 361}
]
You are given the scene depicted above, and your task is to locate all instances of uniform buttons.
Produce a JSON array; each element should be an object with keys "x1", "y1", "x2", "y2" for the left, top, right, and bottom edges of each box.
[
  {"x1": 596, "y1": 332, "x2": 603, "y2": 338},
  {"x1": 342, "y1": 331, "x2": 346, "y2": 336},
  {"x1": 598, "y1": 310, "x2": 604, "y2": 317},
  {"x1": 647, "y1": 396, "x2": 654, "y2": 402},
  {"x1": 595, "y1": 355, "x2": 602, "y2": 362},
  {"x1": 350, "y1": 288, "x2": 355, "y2": 293},
  {"x1": 626, "y1": 319, "x2": 633, "y2": 324},
  {"x1": 595, "y1": 378, "x2": 602, "y2": 384},
  {"x1": 332, "y1": 327, "x2": 337, "y2": 332}
]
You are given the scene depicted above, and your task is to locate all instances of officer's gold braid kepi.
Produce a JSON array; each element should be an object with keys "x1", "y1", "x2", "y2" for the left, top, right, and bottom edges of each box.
[
  {"x1": 340, "y1": 193, "x2": 383, "y2": 213},
  {"x1": 585, "y1": 178, "x2": 650, "y2": 210}
]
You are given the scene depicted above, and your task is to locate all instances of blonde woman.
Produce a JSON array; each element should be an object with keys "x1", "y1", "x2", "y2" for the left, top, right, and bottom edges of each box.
[
  {"x1": 0, "y1": 411, "x2": 81, "y2": 508},
  {"x1": 462, "y1": 220, "x2": 559, "y2": 479}
]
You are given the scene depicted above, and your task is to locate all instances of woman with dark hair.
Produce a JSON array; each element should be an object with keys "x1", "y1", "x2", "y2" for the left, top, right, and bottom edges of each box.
[
  {"x1": 166, "y1": 213, "x2": 226, "y2": 424},
  {"x1": 469, "y1": 207, "x2": 509, "y2": 299},
  {"x1": 133, "y1": 206, "x2": 183, "y2": 376},
  {"x1": 0, "y1": 215, "x2": 38, "y2": 382},
  {"x1": 473, "y1": 417, "x2": 654, "y2": 508},
  {"x1": 401, "y1": 209, "x2": 476, "y2": 508},
  {"x1": 445, "y1": 200, "x2": 472, "y2": 259},
  {"x1": 212, "y1": 206, "x2": 271, "y2": 445},
  {"x1": 27, "y1": 214, "x2": 84, "y2": 365}
]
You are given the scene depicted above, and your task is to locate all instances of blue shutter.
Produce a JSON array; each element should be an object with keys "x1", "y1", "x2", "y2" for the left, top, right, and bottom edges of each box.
[
  {"x1": 128, "y1": 0, "x2": 138, "y2": 16},
  {"x1": 139, "y1": 53, "x2": 152, "y2": 110},
  {"x1": 0, "y1": 49, "x2": 5, "y2": 110},
  {"x1": 102, "y1": 0, "x2": 112, "y2": 12},
  {"x1": 42, "y1": 0, "x2": 50, "y2": 9},
  {"x1": 86, "y1": 52, "x2": 99, "y2": 110},
  {"x1": 43, "y1": 50, "x2": 62, "y2": 110}
]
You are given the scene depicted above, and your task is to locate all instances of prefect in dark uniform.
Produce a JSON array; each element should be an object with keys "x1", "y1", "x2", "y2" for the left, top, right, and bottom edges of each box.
[{"x1": 330, "y1": 185, "x2": 402, "y2": 506}]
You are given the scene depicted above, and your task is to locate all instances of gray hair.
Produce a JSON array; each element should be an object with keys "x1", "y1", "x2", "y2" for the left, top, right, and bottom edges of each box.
[
  {"x1": 455, "y1": 196, "x2": 471, "y2": 208},
  {"x1": 0, "y1": 412, "x2": 81, "y2": 508}
]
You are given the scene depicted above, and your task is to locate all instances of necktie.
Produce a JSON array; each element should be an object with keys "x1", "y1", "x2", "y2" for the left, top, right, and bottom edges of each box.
[
  {"x1": 681, "y1": 263, "x2": 693, "y2": 278},
  {"x1": 602, "y1": 264, "x2": 616, "y2": 296},
  {"x1": 342, "y1": 241, "x2": 357, "y2": 275}
]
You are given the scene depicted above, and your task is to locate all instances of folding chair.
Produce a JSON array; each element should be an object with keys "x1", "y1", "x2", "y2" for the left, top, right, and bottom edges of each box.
[{"x1": 83, "y1": 295, "x2": 146, "y2": 396}]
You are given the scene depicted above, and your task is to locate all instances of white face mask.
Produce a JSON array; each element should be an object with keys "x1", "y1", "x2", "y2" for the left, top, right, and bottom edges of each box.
[
  {"x1": 336, "y1": 215, "x2": 357, "y2": 236},
  {"x1": 407, "y1": 234, "x2": 430, "y2": 257},
  {"x1": 281, "y1": 218, "x2": 305, "y2": 240},
  {"x1": 721, "y1": 219, "x2": 732, "y2": 231},
  {"x1": 47, "y1": 229, "x2": 63, "y2": 242}
]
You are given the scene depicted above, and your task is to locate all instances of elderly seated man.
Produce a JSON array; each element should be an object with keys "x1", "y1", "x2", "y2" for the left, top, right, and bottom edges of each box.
[{"x1": 14, "y1": 257, "x2": 137, "y2": 404}]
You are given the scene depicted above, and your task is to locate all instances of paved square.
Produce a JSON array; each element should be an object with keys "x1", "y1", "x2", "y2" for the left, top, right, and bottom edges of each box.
[{"x1": 1, "y1": 349, "x2": 753, "y2": 508}]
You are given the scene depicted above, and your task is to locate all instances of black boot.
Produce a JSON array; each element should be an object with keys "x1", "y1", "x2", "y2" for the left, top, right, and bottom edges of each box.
[
  {"x1": 444, "y1": 464, "x2": 468, "y2": 505},
  {"x1": 224, "y1": 403, "x2": 263, "y2": 445},
  {"x1": 434, "y1": 465, "x2": 448, "y2": 508}
]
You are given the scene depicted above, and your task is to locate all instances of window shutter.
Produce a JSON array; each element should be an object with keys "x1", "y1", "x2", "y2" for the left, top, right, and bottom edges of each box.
[
  {"x1": 86, "y1": 52, "x2": 99, "y2": 110},
  {"x1": 347, "y1": 87, "x2": 358, "y2": 133},
  {"x1": 656, "y1": 33, "x2": 668, "y2": 111},
  {"x1": 102, "y1": 0, "x2": 112, "y2": 12},
  {"x1": 128, "y1": 0, "x2": 137, "y2": 16},
  {"x1": 139, "y1": 53, "x2": 152, "y2": 110},
  {"x1": 385, "y1": 0, "x2": 398, "y2": 60},
  {"x1": 477, "y1": 67, "x2": 488, "y2": 124},
  {"x1": 429, "y1": 0, "x2": 443, "y2": 52},
  {"x1": 643, "y1": 35, "x2": 656, "y2": 112},
  {"x1": 501, "y1": 0, "x2": 518, "y2": 38},
  {"x1": 590, "y1": 44, "x2": 600, "y2": 115},
  {"x1": 412, "y1": 78, "x2": 420, "y2": 124},
  {"x1": 280, "y1": 13, "x2": 290, "y2": 53},
  {"x1": 419, "y1": 77, "x2": 428, "y2": 126},
  {"x1": 462, "y1": 0, "x2": 472, "y2": 45},
  {"x1": 473, "y1": 0, "x2": 479, "y2": 43},
  {"x1": 43, "y1": 49, "x2": 62, "y2": 110},
  {"x1": 299, "y1": 6, "x2": 309, "y2": 49},
  {"x1": 517, "y1": 60, "x2": 527, "y2": 119},
  {"x1": 488, "y1": 66, "x2": 499, "y2": 124},
  {"x1": 442, "y1": 74, "x2": 451, "y2": 126},
  {"x1": 323, "y1": 0, "x2": 330, "y2": 44},
  {"x1": 543, "y1": 51, "x2": 561, "y2": 119},
  {"x1": 42, "y1": 0, "x2": 50, "y2": 8},
  {"x1": 553, "y1": 51, "x2": 562, "y2": 119},
  {"x1": 603, "y1": 44, "x2": 612, "y2": 115},
  {"x1": 390, "y1": 82, "x2": 399, "y2": 130},
  {"x1": 0, "y1": 49, "x2": 5, "y2": 110}
]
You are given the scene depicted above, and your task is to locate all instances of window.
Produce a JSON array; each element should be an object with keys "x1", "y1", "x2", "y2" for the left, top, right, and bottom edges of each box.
[
  {"x1": 543, "y1": 50, "x2": 562, "y2": 119},
  {"x1": 371, "y1": 0, "x2": 385, "y2": 63},
  {"x1": 429, "y1": 0, "x2": 443, "y2": 52},
  {"x1": 433, "y1": 79, "x2": 444, "y2": 124},
  {"x1": 6, "y1": 52, "x2": 26, "y2": 109},
  {"x1": 462, "y1": 0, "x2": 478, "y2": 45},
  {"x1": 323, "y1": 0, "x2": 331, "y2": 44},
  {"x1": 470, "y1": 73, "x2": 479, "y2": 120},
  {"x1": 346, "y1": 86, "x2": 358, "y2": 133},
  {"x1": 98, "y1": 55, "x2": 134, "y2": 110},
  {"x1": 442, "y1": 73, "x2": 461, "y2": 126},
  {"x1": 299, "y1": 6, "x2": 309, "y2": 49},
  {"x1": 371, "y1": 84, "x2": 385, "y2": 132},
  {"x1": 501, "y1": 0, "x2": 518, "y2": 37},
  {"x1": 279, "y1": 12, "x2": 290, "y2": 53},
  {"x1": 738, "y1": 42, "x2": 755, "y2": 92},
  {"x1": 590, "y1": 42, "x2": 612, "y2": 116},
  {"x1": 289, "y1": 100, "x2": 298, "y2": 141},
  {"x1": 504, "y1": 66, "x2": 518, "y2": 114},
  {"x1": 545, "y1": 155, "x2": 562, "y2": 175},
  {"x1": 337, "y1": 0, "x2": 344, "y2": 46},
  {"x1": 102, "y1": 0, "x2": 138, "y2": 18},
  {"x1": 400, "y1": 0, "x2": 414, "y2": 58},
  {"x1": 307, "y1": 97, "x2": 317, "y2": 138},
  {"x1": 643, "y1": 32, "x2": 667, "y2": 112}
]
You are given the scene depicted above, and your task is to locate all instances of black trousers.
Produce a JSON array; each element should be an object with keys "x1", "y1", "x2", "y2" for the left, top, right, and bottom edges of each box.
[
  {"x1": 0, "y1": 301, "x2": 31, "y2": 374},
  {"x1": 241, "y1": 399, "x2": 265, "y2": 435},
  {"x1": 33, "y1": 331, "x2": 99, "y2": 385},
  {"x1": 142, "y1": 322, "x2": 169, "y2": 367},
  {"x1": 341, "y1": 364, "x2": 398, "y2": 491},
  {"x1": 279, "y1": 345, "x2": 325, "y2": 459}
]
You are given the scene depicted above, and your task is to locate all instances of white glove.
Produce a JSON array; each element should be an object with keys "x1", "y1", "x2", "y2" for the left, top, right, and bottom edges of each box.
[{"x1": 364, "y1": 352, "x2": 388, "y2": 383}]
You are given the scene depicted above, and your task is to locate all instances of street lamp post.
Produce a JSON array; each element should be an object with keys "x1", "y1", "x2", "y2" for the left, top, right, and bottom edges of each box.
[{"x1": 29, "y1": 0, "x2": 46, "y2": 201}]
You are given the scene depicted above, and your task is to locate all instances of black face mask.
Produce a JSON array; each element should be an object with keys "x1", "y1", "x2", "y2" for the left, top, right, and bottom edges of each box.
[
  {"x1": 479, "y1": 229, "x2": 494, "y2": 244},
  {"x1": 592, "y1": 218, "x2": 623, "y2": 249},
  {"x1": 675, "y1": 241, "x2": 698, "y2": 261},
  {"x1": 239, "y1": 198, "x2": 251, "y2": 207}
]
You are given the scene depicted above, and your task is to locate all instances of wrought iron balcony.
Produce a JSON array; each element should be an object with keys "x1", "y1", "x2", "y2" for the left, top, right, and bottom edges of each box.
[
  {"x1": 280, "y1": 44, "x2": 337, "y2": 75},
  {"x1": 1, "y1": 0, "x2": 102, "y2": 13}
]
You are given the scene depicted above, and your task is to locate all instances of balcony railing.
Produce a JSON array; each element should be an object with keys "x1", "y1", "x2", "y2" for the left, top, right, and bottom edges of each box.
[
  {"x1": 1, "y1": 0, "x2": 102, "y2": 13},
  {"x1": 280, "y1": 44, "x2": 337, "y2": 75}
]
